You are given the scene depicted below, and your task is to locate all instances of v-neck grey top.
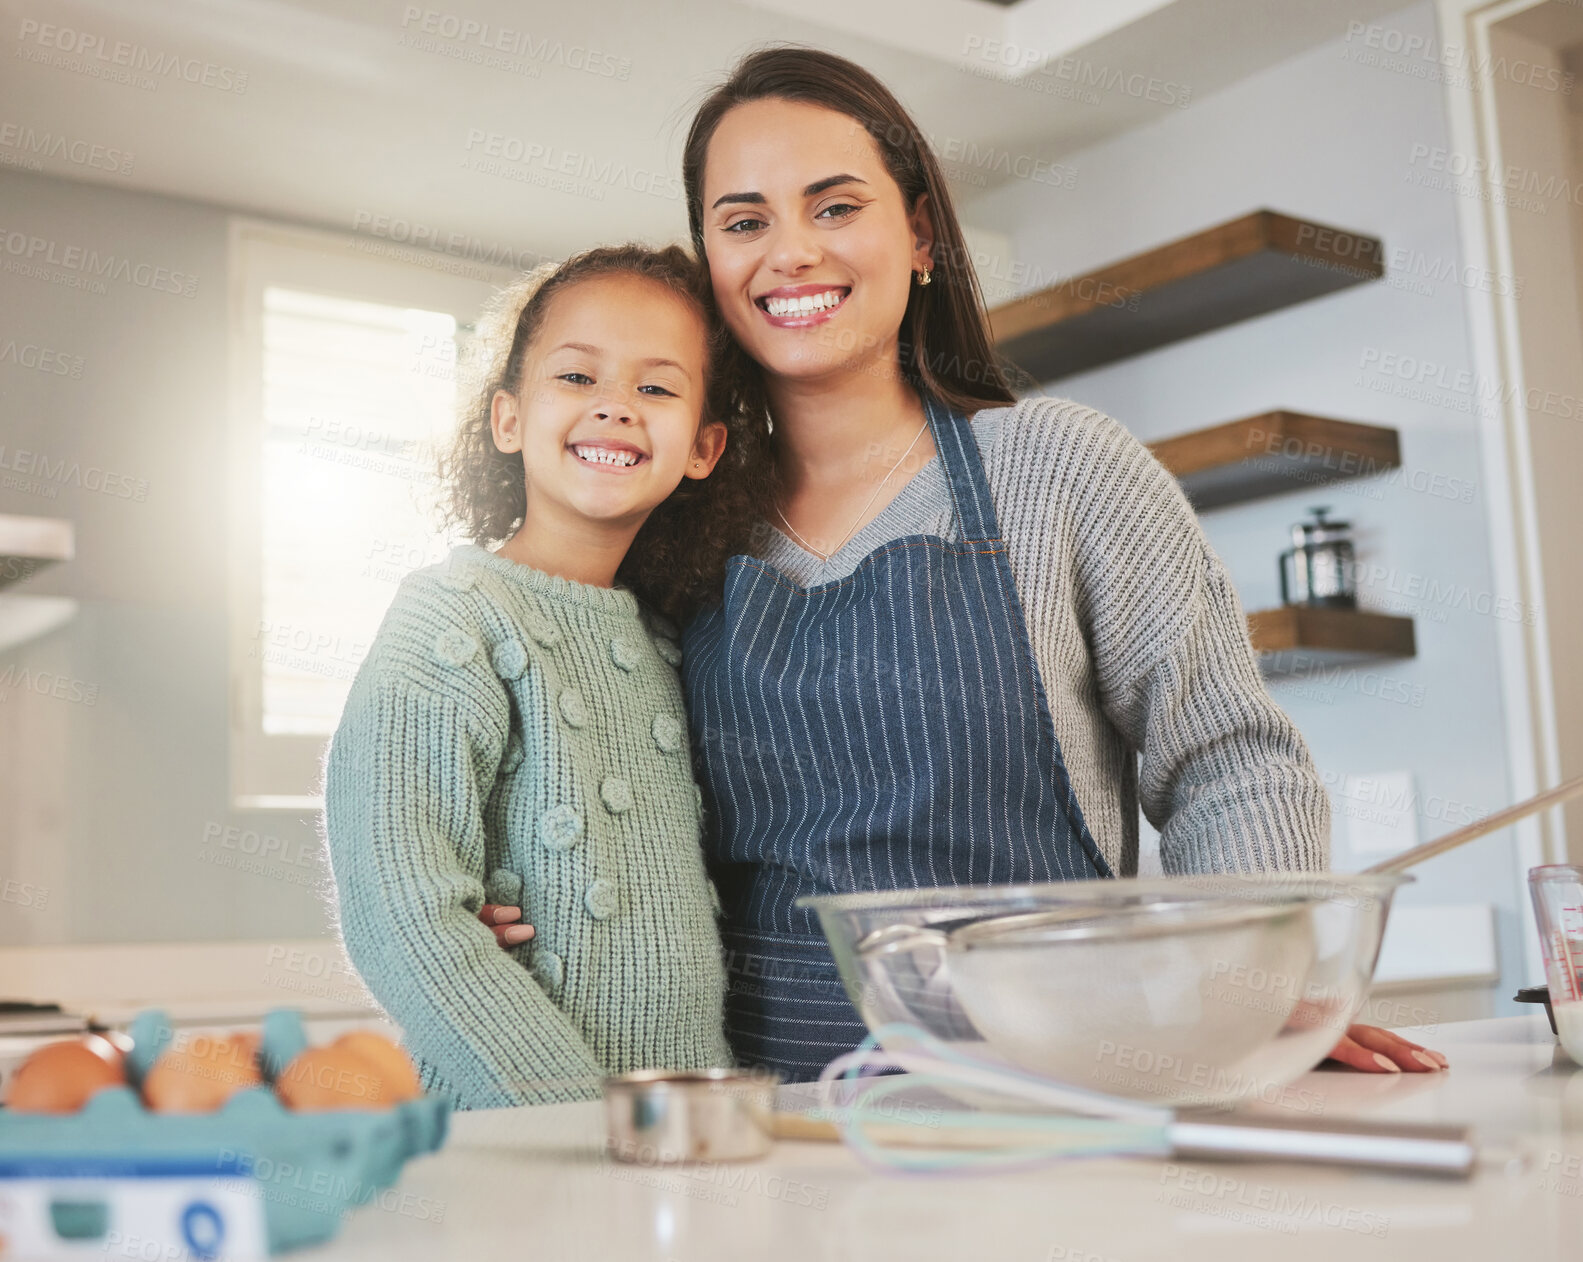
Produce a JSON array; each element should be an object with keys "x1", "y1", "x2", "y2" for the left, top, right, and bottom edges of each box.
[{"x1": 744, "y1": 395, "x2": 1329, "y2": 878}]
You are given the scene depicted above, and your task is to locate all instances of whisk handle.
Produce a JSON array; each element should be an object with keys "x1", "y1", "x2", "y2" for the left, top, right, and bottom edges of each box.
[{"x1": 1167, "y1": 1113, "x2": 1476, "y2": 1177}]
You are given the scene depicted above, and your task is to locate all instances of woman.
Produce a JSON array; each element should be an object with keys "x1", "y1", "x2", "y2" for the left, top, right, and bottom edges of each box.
[{"x1": 484, "y1": 46, "x2": 1444, "y2": 1080}]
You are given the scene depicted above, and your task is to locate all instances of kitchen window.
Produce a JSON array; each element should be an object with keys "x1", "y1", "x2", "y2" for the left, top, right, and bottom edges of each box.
[{"x1": 228, "y1": 222, "x2": 511, "y2": 808}]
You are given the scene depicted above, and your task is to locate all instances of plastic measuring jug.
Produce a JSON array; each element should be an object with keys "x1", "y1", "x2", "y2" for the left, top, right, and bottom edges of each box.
[{"x1": 1529, "y1": 865, "x2": 1583, "y2": 1064}]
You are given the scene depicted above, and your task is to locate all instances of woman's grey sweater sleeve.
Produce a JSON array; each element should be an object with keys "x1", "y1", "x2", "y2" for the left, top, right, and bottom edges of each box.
[{"x1": 1063, "y1": 407, "x2": 1331, "y2": 875}]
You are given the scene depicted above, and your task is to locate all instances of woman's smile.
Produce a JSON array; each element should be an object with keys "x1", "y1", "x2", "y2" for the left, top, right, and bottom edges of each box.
[
  {"x1": 755, "y1": 282, "x2": 852, "y2": 327},
  {"x1": 701, "y1": 98, "x2": 927, "y2": 382}
]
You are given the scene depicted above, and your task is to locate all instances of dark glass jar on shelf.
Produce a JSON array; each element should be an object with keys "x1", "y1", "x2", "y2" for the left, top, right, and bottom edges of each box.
[{"x1": 1279, "y1": 507, "x2": 1357, "y2": 609}]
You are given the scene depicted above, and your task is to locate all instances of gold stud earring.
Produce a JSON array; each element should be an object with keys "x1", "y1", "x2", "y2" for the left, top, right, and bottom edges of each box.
[{"x1": 915, "y1": 267, "x2": 932, "y2": 286}]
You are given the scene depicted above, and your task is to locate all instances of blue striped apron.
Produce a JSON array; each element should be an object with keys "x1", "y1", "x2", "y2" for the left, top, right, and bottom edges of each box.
[{"x1": 681, "y1": 393, "x2": 1112, "y2": 1080}]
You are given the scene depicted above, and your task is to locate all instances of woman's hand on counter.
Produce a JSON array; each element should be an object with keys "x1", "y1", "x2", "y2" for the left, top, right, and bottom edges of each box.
[
  {"x1": 1327, "y1": 1024, "x2": 1449, "y2": 1073},
  {"x1": 478, "y1": 903, "x2": 535, "y2": 946}
]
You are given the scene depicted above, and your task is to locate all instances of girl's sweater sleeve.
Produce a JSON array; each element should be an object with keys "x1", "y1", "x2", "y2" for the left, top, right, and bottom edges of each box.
[
  {"x1": 1059, "y1": 405, "x2": 1331, "y2": 875},
  {"x1": 323, "y1": 578, "x2": 606, "y2": 1107}
]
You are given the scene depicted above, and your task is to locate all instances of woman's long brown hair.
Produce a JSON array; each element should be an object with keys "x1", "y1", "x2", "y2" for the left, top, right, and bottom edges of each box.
[{"x1": 681, "y1": 45, "x2": 1019, "y2": 418}]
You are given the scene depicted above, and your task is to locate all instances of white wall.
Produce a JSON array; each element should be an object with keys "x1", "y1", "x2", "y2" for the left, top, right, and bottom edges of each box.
[
  {"x1": 965, "y1": 0, "x2": 1532, "y2": 1011},
  {"x1": 0, "y1": 168, "x2": 330, "y2": 945}
]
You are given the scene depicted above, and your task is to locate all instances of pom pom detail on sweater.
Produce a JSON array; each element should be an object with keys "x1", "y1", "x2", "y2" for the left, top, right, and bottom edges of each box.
[
  {"x1": 652, "y1": 714, "x2": 684, "y2": 754},
  {"x1": 558, "y1": 689, "x2": 587, "y2": 728},
  {"x1": 538, "y1": 804, "x2": 583, "y2": 851},
  {"x1": 523, "y1": 610, "x2": 561, "y2": 648},
  {"x1": 600, "y1": 776, "x2": 633, "y2": 814},
  {"x1": 486, "y1": 868, "x2": 524, "y2": 905},
  {"x1": 492, "y1": 637, "x2": 529, "y2": 680},
  {"x1": 532, "y1": 950, "x2": 565, "y2": 992},
  {"x1": 433, "y1": 627, "x2": 478, "y2": 669},
  {"x1": 584, "y1": 878, "x2": 618, "y2": 920},
  {"x1": 609, "y1": 637, "x2": 640, "y2": 672}
]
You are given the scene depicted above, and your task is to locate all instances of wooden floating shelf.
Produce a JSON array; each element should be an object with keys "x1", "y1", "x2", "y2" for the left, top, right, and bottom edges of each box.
[
  {"x1": 1148, "y1": 411, "x2": 1401, "y2": 510},
  {"x1": 1247, "y1": 607, "x2": 1416, "y2": 676},
  {"x1": 0, "y1": 513, "x2": 74, "y2": 592},
  {"x1": 990, "y1": 210, "x2": 1385, "y2": 382}
]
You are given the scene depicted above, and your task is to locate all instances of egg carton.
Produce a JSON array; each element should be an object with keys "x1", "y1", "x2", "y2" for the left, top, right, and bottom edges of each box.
[{"x1": 0, "y1": 1007, "x2": 450, "y2": 1254}]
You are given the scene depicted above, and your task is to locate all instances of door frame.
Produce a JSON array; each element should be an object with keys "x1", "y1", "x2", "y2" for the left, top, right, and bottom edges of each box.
[{"x1": 1434, "y1": 0, "x2": 1579, "y2": 982}]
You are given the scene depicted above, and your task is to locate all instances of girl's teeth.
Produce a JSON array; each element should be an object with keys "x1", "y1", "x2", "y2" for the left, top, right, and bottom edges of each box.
[{"x1": 574, "y1": 446, "x2": 639, "y2": 467}]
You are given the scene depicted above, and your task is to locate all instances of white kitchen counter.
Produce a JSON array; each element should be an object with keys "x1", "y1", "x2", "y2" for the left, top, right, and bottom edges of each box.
[{"x1": 314, "y1": 1015, "x2": 1582, "y2": 1261}]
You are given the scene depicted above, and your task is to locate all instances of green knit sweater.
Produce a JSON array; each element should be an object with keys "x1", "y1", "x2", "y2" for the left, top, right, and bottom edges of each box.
[{"x1": 323, "y1": 544, "x2": 734, "y2": 1108}]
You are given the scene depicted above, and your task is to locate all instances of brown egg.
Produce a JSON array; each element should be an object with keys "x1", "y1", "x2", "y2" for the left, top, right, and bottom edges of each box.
[
  {"x1": 5, "y1": 1039, "x2": 126, "y2": 1113},
  {"x1": 142, "y1": 1034, "x2": 262, "y2": 1113},
  {"x1": 275, "y1": 1045, "x2": 390, "y2": 1111},
  {"x1": 332, "y1": 1032, "x2": 421, "y2": 1102}
]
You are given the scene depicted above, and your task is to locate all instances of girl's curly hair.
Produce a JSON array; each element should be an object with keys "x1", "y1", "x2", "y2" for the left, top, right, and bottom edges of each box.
[{"x1": 438, "y1": 243, "x2": 772, "y2": 625}]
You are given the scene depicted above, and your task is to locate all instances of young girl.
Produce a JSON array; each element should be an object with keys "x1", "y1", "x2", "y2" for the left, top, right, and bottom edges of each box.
[{"x1": 323, "y1": 244, "x2": 770, "y2": 1108}]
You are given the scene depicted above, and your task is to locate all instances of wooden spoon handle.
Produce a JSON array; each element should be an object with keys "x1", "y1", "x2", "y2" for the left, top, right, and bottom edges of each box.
[{"x1": 1362, "y1": 774, "x2": 1583, "y2": 875}]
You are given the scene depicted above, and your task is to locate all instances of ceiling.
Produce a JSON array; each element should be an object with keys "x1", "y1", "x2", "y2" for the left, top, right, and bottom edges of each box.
[{"x1": 1, "y1": 0, "x2": 1418, "y2": 259}]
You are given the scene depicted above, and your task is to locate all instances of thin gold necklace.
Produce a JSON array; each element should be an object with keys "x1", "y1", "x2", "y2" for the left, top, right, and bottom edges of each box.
[{"x1": 773, "y1": 416, "x2": 931, "y2": 571}]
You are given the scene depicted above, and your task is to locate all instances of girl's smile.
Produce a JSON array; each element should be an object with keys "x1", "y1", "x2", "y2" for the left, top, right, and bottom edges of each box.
[
  {"x1": 567, "y1": 437, "x2": 651, "y2": 471},
  {"x1": 485, "y1": 267, "x2": 728, "y2": 588}
]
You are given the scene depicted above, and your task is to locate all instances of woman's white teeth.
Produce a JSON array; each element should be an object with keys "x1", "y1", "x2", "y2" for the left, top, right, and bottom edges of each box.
[
  {"x1": 764, "y1": 289, "x2": 845, "y2": 316},
  {"x1": 573, "y1": 445, "x2": 641, "y2": 467}
]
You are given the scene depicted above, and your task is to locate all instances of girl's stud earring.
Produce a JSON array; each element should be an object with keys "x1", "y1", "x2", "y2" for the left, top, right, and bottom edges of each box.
[{"x1": 915, "y1": 268, "x2": 932, "y2": 286}]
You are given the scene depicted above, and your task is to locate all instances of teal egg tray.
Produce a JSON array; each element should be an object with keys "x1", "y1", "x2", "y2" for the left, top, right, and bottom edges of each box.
[{"x1": 0, "y1": 1008, "x2": 450, "y2": 1254}]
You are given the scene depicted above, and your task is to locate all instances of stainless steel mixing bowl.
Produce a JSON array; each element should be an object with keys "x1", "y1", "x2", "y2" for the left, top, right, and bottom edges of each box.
[{"x1": 799, "y1": 872, "x2": 1411, "y2": 1107}]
